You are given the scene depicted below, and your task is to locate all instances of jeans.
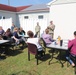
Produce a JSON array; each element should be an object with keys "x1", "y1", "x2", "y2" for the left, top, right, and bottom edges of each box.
[{"x1": 66, "y1": 56, "x2": 74, "y2": 64}]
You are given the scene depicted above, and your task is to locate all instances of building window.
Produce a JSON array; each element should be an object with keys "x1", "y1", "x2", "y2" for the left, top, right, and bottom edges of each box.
[
  {"x1": 24, "y1": 16, "x2": 29, "y2": 19},
  {"x1": 3, "y1": 16, "x2": 5, "y2": 19},
  {"x1": 38, "y1": 15, "x2": 43, "y2": 19},
  {"x1": 0, "y1": 16, "x2": 2, "y2": 19}
]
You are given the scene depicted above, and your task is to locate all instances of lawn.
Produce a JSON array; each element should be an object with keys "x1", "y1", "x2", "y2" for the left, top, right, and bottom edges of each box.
[{"x1": 0, "y1": 46, "x2": 75, "y2": 75}]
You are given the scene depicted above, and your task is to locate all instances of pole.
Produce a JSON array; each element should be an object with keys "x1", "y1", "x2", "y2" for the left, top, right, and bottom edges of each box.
[{"x1": 8, "y1": 0, "x2": 10, "y2": 5}]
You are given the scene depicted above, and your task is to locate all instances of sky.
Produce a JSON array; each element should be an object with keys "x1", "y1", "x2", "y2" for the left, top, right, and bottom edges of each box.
[{"x1": 0, "y1": 0, "x2": 52, "y2": 7}]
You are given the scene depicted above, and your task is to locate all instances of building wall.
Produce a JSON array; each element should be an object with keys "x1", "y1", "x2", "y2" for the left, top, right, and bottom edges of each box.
[
  {"x1": 49, "y1": 3, "x2": 76, "y2": 39},
  {"x1": 17, "y1": 12, "x2": 50, "y2": 35},
  {"x1": 0, "y1": 10, "x2": 50, "y2": 34},
  {"x1": 0, "y1": 10, "x2": 16, "y2": 31}
]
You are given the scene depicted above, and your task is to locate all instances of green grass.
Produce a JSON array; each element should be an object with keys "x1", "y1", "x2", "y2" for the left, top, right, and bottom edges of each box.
[{"x1": 0, "y1": 47, "x2": 75, "y2": 75}]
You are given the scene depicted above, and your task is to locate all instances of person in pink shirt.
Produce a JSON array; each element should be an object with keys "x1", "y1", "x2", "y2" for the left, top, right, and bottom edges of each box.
[{"x1": 66, "y1": 31, "x2": 76, "y2": 67}]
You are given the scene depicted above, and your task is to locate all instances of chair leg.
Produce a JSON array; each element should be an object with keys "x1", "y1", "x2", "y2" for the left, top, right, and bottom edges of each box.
[
  {"x1": 28, "y1": 52, "x2": 30, "y2": 61},
  {"x1": 37, "y1": 55, "x2": 38, "y2": 65},
  {"x1": 37, "y1": 58, "x2": 38, "y2": 65}
]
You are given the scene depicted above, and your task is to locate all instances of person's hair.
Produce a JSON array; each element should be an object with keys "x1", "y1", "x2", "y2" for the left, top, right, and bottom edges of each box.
[
  {"x1": 27, "y1": 30, "x2": 34, "y2": 37},
  {"x1": 13, "y1": 27, "x2": 18, "y2": 32},
  {"x1": 74, "y1": 31, "x2": 76, "y2": 36},
  {"x1": 45, "y1": 29, "x2": 49, "y2": 34},
  {"x1": 6, "y1": 28, "x2": 10, "y2": 32}
]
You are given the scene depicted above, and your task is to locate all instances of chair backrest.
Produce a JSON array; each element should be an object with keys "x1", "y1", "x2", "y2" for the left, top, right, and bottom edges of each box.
[
  {"x1": 27, "y1": 43, "x2": 38, "y2": 55},
  {"x1": 41, "y1": 38, "x2": 46, "y2": 47}
]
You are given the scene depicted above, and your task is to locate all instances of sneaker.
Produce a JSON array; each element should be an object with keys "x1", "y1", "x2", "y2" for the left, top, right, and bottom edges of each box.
[{"x1": 71, "y1": 63, "x2": 75, "y2": 67}]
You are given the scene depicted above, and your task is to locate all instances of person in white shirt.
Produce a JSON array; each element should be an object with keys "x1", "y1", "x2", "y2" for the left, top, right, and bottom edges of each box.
[{"x1": 26, "y1": 30, "x2": 44, "y2": 57}]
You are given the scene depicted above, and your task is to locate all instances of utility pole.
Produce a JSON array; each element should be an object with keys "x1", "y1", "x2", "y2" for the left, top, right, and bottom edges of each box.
[{"x1": 8, "y1": 0, "x2": 10, "y2": 5}]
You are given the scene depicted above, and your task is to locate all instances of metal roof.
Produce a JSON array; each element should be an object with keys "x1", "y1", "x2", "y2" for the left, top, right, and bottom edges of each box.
[
  {"x1": 0, "y1": 4, "x2": 49, "y2": 13},
  {"x1": 19, "y1": 4, "x2": 49, "y2": 13},
  {"x1": 0, "y1": 4, "x2": 31, "y2": 12}
]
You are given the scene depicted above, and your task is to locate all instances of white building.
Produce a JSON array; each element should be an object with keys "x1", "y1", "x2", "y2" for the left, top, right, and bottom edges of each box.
[
  {"x1": 17, "y1": 4, "x2": 50, "y2": 35},
  {"x1": 48, "y1": 0, "x2": 76, "y2": 39},
  {"x1": 0, "y1": 4, "x2": 50, "y2": 35},
  {"x1": 0, "y1": 4, "x2": 17, "y2": 31}
]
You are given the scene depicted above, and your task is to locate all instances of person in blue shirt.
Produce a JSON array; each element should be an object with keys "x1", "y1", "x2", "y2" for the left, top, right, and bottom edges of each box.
[
  {"x1": 12, "y1": 27, "x2": 26, "y2": 45},
  {"x1": 11, "y1": 22, "x2": 15, "y2": 32}
]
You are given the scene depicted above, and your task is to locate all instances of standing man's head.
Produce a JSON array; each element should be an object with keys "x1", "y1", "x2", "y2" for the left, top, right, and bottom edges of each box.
[
  {"x1": 37, "y1": 22, "x2": 39, "y2": 26},
  {"x1": 50, "y1": 21, "x2": 53, "y2": 25},
  {"x1": 12, "y1": 22, "x2": 15, "y2": 27}
]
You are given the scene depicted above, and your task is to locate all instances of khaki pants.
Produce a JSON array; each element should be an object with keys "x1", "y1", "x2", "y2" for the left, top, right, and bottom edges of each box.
[
  {"x1": 49, "y1": 33, "x2": 54, "y2": 39},
  {"x1": 35, "y1": 31, "x2": 40, "y2": 38},
  {"x1": 37, "y1": 31, "x2": 40, "y2": 38}
]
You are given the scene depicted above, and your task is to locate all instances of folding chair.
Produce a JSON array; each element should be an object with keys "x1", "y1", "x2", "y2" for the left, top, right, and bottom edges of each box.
[
  {"x1": 27, "y1": 43, "x2": 45, "y2": 65},
  {"x1": 40, "y1": 38, "x2": 54, "y2": 52},
  {"x1": 40, "y1": 38, "x2": 47, "y2": 51}
]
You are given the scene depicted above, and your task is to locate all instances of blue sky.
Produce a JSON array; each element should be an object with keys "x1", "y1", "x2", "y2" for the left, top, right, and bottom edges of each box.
[{"x1": 0, "y1": 0, "x2": 52, "y2": 7}]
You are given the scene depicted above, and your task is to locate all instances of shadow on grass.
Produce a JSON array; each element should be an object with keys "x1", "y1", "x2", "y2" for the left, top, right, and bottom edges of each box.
[
  {"x1": 5, "y1": 45, "x2": 28, "y2": 56},
  {"x1": 0, "y1": 56, "x2": 6, "y2": 60},
  {"x1": 48, "y1": 50, "x2": 67, "y2": 67},
  {"x1": 8, "y1": 70, "x2": 41, "y2": 75},
  {"x1": 40, "y1": 54, "x2": 51, "y2": 61},
  {"x1": 48, "y1": 49, "x2": 67, "y2": 61},
  {"x1": 6, "y1": 49, "x2": 23, "y2": 56}
]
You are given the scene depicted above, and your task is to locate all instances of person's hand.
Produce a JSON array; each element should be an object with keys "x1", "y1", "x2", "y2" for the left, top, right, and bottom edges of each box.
[{"x1": 16, "y1": 39, "x2": 19, "y2": 42}]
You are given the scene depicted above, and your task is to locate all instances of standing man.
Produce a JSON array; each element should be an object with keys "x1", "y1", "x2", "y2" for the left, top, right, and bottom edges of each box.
[
  {"x1": 11, "y1": 22, "x2": 15, "y2": 32},
  {"x1": 47, "y1": 21, "x2": 55, "y2": 39},
  {"x1": 35, "y1": 22, "x2": 41, "y2": 37}
]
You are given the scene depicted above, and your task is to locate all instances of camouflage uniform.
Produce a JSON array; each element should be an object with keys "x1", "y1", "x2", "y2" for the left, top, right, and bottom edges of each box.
[
  {"x1": 47, "y1": 23, "x2": 55, "y2": 39},
  {"x1": 35, "y1": 24, "x2": 41, "y2": 37}
]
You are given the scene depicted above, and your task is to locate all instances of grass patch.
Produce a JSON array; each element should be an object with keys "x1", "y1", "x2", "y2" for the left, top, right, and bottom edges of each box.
[{"x1": 0, "y1": 47, "x2": 75, "y2": 75}]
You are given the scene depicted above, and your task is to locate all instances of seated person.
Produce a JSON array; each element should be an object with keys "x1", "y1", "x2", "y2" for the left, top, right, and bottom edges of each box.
[
  {"x1": 12, "y1": 27, "x2": 26, "y2": 45},
  {"x1": 66, "y1": 31, "x2": 76, "y2": 67},
  {"x1": 0, "y1": 26, "x2": 5, "y2": 35},
  {"x1": 26, "y1": 30, "x2": 44, "y2": 57},
  {"x1": 42, "y1": 28, "x2": 54, "y2": 45},
  {"x1": 3, "y1": 28, "x2": 13, "y2": 39},
  {"x1": 18, "y1": 27, "x2": 25, "y2": 35}
]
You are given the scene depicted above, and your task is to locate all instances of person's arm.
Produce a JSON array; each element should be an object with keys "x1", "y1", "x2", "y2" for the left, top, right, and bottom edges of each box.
[
  {"x1": 49, "y1": 35, "x2": 53, "y2": 41},
  {"x1": 12, "y1": 36, "x2": 19, "y2": 42},
  {"x1": 68, "y1": 40, "x2": 73, "y2": 49},
  {"x1": 51, "y1": 25, "x2": 55, "y2": 31},
  {"x1": 12, "y1": 32, "x2": 19, "y2": 42}
]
